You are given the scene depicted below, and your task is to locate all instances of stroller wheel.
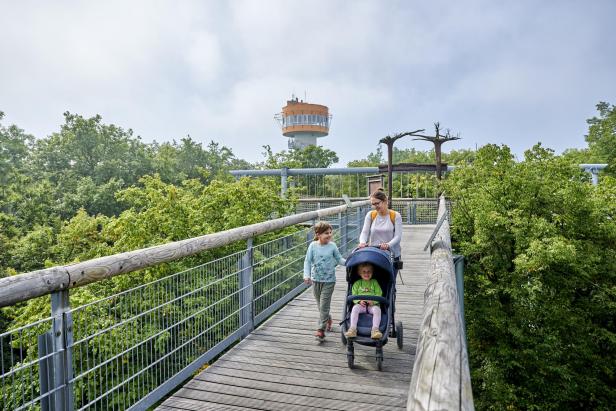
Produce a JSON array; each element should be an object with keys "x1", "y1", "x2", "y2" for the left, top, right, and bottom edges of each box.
[
  {"x1": 396, "y1": 321, "x2": 404, "y2": 349},
  {"x1": 347, "y1": 354, "x2": 354, "y2": 369}
]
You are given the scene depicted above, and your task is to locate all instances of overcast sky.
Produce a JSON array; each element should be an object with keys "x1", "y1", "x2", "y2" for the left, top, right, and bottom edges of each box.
[{"x1": 1, "y1": 0, "x2": 615, "y2": 166}]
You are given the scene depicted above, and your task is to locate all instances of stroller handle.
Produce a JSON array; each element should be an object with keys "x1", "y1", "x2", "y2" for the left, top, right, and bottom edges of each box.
[
  {"x1": 352, "y1": 245, "x2": 394, "y2": 258},
  {"x1": 346, "y1": 295, "x2": 389, "y2": 307}
]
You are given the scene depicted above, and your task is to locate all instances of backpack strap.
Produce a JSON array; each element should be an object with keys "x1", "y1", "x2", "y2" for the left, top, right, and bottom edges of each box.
[{"x1": 371, "y1": 210, "x2": 396, "y2": 225}]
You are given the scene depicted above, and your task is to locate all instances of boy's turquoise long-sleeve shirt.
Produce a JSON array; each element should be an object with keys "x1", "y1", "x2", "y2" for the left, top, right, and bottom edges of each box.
[{"x1": 303, "y1": 241, "x2": 345, "y2": 283}]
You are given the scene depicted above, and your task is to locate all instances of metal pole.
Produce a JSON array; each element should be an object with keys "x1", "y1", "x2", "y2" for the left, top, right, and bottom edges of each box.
[
  {"x1": 37, "y1": 332, "x2": 54, "y2": 411},
  {"x1": 239, "y1": 238, "x2": 254, "y2": 337},
  {"x1": 50, "y1": 290, "x2": 74, "y2": 411},
  {"x1": 281, "y1": 167, "x2": 288, "y2": 197},
  {"x1": 340, "y1": 212, "x2": 348, "y2": 255},
  {"x1": 406, "y1": 202, "x2": 411, "y2": 225}
]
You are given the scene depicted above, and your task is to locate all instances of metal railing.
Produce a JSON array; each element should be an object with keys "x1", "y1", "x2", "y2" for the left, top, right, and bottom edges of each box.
[
  {"x1": 230, "y1": 167, "x2": 444, "y2": 198},
  {"x1": 297, "y1": 198, "x2": 450, "y2": 225},
  {"x1": 0, "y1": 201, "x2": 371, "y2": 411},
  {"x1": 230, "y1": 164, "x2": 609, "y2": 199}
]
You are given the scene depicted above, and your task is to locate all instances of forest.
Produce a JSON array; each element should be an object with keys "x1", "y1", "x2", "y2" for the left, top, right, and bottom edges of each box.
[{"x1": 1, "y1": 102, "x2": 615, "y2": 409}]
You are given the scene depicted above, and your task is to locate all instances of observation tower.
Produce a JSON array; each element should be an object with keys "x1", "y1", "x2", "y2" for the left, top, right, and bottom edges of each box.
[{"x1": 274, "y1": 96, "x2": 331, "y2": 149}]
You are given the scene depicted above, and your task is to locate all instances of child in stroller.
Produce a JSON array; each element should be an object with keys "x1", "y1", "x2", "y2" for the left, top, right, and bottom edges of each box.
[
  {"x1": 344, "y1": 262, "x2": 383, "y2": 340},
  {"x1": 341, "y1": 247, "x2": 403, "y2": 370}
]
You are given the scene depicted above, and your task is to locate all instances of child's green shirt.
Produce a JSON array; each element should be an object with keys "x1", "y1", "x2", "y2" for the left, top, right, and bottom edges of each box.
[{"x1": 352, "y1": 278, "x2": 382, "y2": 305}]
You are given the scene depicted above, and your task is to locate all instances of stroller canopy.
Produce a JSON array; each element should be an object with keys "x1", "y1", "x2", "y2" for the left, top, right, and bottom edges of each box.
[{"x1": 345, "y1": 247, "x2": 394, "y2": 283}]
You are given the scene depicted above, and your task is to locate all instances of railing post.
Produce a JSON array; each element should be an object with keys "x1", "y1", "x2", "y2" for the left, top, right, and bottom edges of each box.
[
  {"x1": 340, "y1": 212, "x2": 348, "y2": 255},
  {"x1": 239, "y1": 238, "x2": 254, "y2": 337},
  {"x1": 37, "y1": 332, "x2": 54, "y2": 411},
  {"x1": 281, "y1": 167, "x2": 288, "y2": 197},
  {"x1": 406, "y1": 202, "x2": 411, "y2": 224},
  {"x1": 50, "y1": 290, "x2": 74, "y2": 411},
  {"x1": 356, "y1": 206, "x2": 364, "y2": 243},
  {"x1": 412, "y1": 203, "x2": 417, "y2": 224}
]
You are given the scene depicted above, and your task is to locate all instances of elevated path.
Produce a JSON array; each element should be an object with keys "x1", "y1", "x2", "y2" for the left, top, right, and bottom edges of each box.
[{"x1": 158, "y1": 225, "x2": 434, "y2": 410}]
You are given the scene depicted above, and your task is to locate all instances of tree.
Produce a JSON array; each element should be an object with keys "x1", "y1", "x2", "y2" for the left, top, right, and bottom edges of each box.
[
  {"x1": 379, "y1": 130, "x2": 426, "y2": 206},
  {"x1": 413, "y1": 122, "x2": 461, "y2": 180},
  {"x1": 260, "y1": 145, "x2": 339, "y2": 169},
  {"x1": 153, "y1": 138, "x2": 245, "y2": 185},
  {"x1": 347, "y1": 146, "x2": 384, "y2": 167},
  {"x1": 442, "y1": 144, "x2": 616, "y2": 409},
  {"x1": 0, "y1": 112, "x2": 33, "y2": 182},
  {"x1": 585, "y1": 101, "x2": 616, "y2": 176}
]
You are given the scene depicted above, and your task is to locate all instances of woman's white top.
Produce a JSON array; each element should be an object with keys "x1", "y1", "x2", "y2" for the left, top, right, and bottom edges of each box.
[{"x1": 359, "y1": 211, "x2": 403, "y2": 258}]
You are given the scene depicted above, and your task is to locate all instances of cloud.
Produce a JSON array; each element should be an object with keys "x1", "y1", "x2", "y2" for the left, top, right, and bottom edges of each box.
[{"x1": 1, "y1": 0, "x2": 615, "y2": 166}]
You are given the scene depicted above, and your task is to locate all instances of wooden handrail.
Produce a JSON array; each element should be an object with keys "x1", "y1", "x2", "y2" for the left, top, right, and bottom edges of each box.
[
  {"x1": 0, "y1": 200, "x2": 369, "y2": 307},
  {"x1": 407, "y1": 196, "x2": 474, "y2": 410}
]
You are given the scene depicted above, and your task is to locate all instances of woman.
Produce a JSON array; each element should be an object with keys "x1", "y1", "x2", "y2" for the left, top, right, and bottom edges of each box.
[{"x1": 358, "y1": 190, "x2": 402, "y2": 262}]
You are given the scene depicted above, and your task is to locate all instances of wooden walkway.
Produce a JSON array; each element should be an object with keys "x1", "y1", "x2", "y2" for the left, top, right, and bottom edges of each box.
[{"x1": 157, "y1": 225, "x2": 434, "y2": 411}]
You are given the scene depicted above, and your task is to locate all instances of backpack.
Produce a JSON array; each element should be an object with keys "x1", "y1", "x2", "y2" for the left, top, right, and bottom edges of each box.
[{"x1": 370, "y1": 209, "x2": 396, "y2": 225}]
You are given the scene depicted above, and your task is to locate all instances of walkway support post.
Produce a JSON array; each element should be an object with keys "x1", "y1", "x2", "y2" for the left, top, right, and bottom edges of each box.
[
  {"x1": 407, "y1": 195, "x2": 474, "y2": 410},
  {"x1": 50, "y1": 290, "x2": 75, "y2": 411},
  {"x1": 239, "y1": 238, "x2": 254, "y2": 337},
  {"x1": 281, "y1": 167, "x2": 288, "y2": 197}
]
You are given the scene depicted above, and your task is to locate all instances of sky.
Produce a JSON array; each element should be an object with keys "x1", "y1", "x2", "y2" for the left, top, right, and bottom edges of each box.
[{"x1": 1, "y1": 0, "x2": 615, "y2": 166}]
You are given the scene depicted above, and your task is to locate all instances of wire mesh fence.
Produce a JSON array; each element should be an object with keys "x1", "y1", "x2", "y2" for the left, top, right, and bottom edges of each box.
[
  {"x1": 288, "y1": 172, "x2": 440, "y2": 198},
  {"x1": 0, "y1": 317, "x2": 57, "y2": 411}
]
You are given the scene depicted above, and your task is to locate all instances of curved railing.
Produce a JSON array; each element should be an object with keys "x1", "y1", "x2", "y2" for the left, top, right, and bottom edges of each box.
[{"x1": 407, "y1": 196, "x2": 474, "y2": 410}]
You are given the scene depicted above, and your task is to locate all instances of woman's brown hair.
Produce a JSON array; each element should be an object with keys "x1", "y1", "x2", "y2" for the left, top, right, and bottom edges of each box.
[{"x1": 371, "y1": 189, "x2": 388, "y2": 203}]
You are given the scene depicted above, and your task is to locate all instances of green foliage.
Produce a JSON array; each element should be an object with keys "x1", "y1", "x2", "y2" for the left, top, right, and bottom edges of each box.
[
  {"x1": 32, "y1": 112, "x2": 153, "y2": 186},
  {"x1": 443, "y1": 143, "x2": 616, "y2": 409},
  {"x1": 347, "y1": 146, "x2": 384, "y2": 166},
  {"x1": 586, "y1": 102, "x2": 616, "y2": 176},
  {"x1": 152, "y1": 138, "x2": 248, "y2": 185},
  {"x1": 260, "y1": 144, "x2": 339, "y2": 168}
]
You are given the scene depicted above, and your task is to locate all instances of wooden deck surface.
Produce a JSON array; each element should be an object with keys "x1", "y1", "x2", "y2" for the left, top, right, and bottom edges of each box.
[{"x1": 157, "y1": 225, "x2": 434, "y2": 411}]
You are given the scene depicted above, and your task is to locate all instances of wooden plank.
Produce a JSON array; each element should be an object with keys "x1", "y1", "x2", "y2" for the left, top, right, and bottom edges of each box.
[
  {"x1": 158, "y1": 398, "x2": 255, "y2": 410},
  {"x1": 158, "y1": 224, "x2": 434, "y2": 411},
  {"x1": 208, "y1": 360, "x2": 409, "y2": 396},
  {"x1": 186, "y1": 373, "x2": 407, "y2": 407},
  {"x1": 173, "y1": 382, "x2": 404, "y2": 411}
]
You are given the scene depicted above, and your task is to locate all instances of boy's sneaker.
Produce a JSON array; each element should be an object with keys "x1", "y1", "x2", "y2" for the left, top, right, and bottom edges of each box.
[
  {"x1": 326, "y1": 318, "x2": 333, "y2": 332},
  {"x1": 371, "y1": 328, "x2": 383, "y2": 340},
  {"x1": 344, "y1": 327, "x2": 357, "y2": 338},
  {"x1": 314, "y1": 329, "x2": 325, "y2": 339}
]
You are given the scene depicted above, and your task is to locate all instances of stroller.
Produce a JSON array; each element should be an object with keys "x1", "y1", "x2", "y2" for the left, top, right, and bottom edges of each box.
[{"x1": 341, "y1": 247, "x2": 403, "y2": 370}]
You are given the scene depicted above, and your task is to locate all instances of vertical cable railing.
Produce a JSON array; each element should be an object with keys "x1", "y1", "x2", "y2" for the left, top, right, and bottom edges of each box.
[{"x1": 0, "y1": 201, "x2": 369, "y2": 411}]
